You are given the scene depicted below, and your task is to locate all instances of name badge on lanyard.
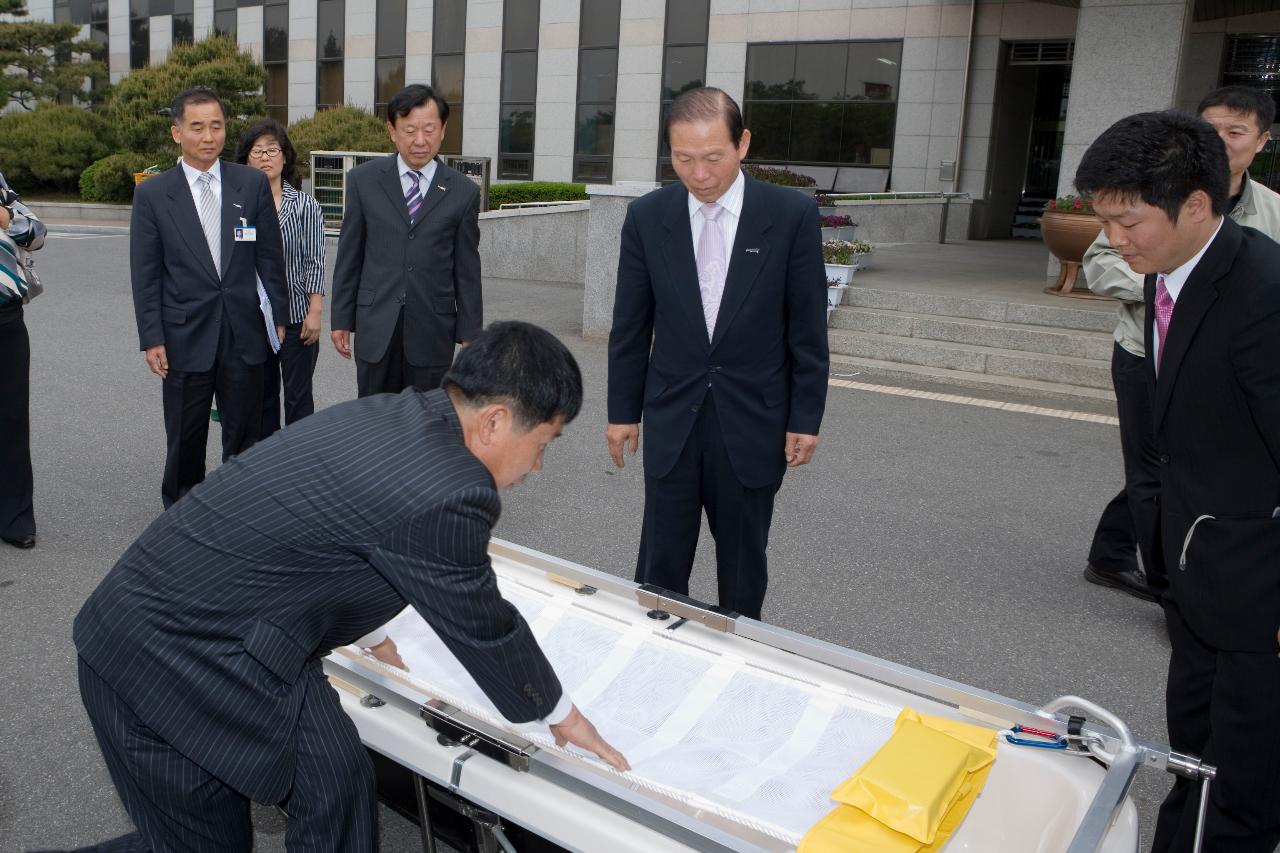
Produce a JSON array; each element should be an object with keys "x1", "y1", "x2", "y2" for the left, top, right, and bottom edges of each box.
[{"x1": 235, "y1": 217, "x2": 257, "y2": 242}]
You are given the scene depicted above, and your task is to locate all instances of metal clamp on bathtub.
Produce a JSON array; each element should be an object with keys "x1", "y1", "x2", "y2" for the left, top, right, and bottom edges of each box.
[
  {"x1": 635, "y1": 584, "x2": 737, "y2": 632},
  {"x1": 420, "y1": 701, "x2": 537, "y2": 772}
]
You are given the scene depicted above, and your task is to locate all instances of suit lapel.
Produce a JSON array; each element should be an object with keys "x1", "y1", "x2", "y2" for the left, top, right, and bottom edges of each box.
[
  {"x1": 410, "y1": 159, "x2": 451, "y2": 231},
  {"x1": 710, "y1": 177, "x2": 770, "y2": 351},
  {"x1": 378, "y1": 155, "x2": 413, "y2": 228},
  {"x1": 165, "y1": 167, "x2": 220, "y2": 283},
  {"x1": 659, "y1": 186, "x2": 712, "y2": 348},
  {"x1": 1152, "y1": 219, "x2": 1238, "y2": 429},
  {"x1": 219, "y1": 162, "x2": 245, "y2": 281}
]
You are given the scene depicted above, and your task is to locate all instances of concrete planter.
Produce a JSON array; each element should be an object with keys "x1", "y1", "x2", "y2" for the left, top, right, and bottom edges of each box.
[{"x1": 832, "y1": 196, "x2": 971, "y2": 243}]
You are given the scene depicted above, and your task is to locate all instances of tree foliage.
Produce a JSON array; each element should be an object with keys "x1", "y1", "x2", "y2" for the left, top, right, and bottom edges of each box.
[
  {"x1": 0, "y1": 103, "x2": 115, "y2": 192},
  {"x1": 108, "y1": 35, "x2": 266, "y2": 164},
  {"x1": 0, "y1": 21, "x2": 110, "y2": 110},
  {"x1": 287, "y1": 106, "x2": 394, "y2": 179}
]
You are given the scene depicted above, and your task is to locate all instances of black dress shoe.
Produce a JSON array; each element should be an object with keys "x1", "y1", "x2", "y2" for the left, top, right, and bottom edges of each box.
[
  {"x1": 1083, "y1": 563, "x2": 1157, "y2": 603},
  {"x1": 2, "y1": 534, "x2": 35, "y2": 549}
]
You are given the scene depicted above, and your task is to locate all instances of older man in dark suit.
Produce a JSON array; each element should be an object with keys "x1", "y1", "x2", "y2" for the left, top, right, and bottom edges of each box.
[
  {"x1": 331, "y1": 83, "x2": 482, "y2": 397},
  {"x1": 607, "y1": 87, "x2": 829, "y2": 621},
  {"x1": 69, "y1": 322, "x2": 627, "y2": 851},
  {"x1": 130, "y1": 87, "x2": 289, "y2": 509},
  {"x1": 1077, "y1": 111, "x2": 1280, "y2": 853}
]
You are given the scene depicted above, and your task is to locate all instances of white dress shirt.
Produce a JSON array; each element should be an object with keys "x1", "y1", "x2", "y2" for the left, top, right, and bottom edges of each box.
[
  {"x1": 687, "y1": 168, "x2": 745, "y2": 260},
  {"x1": 180, "y1": 157, "x2": 221, "y2": 209},
  {"x1": 398, "y1": 154, "x2": 439, "y2": 200},
  {"x1": 1152, "y1": 217, "x2": 1224, "y2": 370}
]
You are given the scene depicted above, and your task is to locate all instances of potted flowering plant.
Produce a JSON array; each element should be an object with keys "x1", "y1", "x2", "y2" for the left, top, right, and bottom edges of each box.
[
  {"x1": 850, "y1": 238, "x2": 875, "y2": 270},
  {"x1": 823, "y1": 239, "x2": 858, "y2": 287},
  {"x1": 820, "y1": 213, "x2": 857, "y2": 242},
  {"x1": 1041, "y1": 195, "x2": 1102, "y2": 297}
]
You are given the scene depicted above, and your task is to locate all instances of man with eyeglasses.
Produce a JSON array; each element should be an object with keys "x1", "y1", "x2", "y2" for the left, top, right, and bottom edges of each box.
[{"x1": 331, "y1": 83, "x2": 482, "y2": 397}]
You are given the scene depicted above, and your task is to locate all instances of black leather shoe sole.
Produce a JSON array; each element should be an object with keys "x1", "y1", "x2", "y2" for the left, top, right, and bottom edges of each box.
[
  {"x1": 1083, "y1": 563, "x2": 1158, "y2": 602},
  {"x1": 2, "y1": 534, "x2": 35, "y2": 549}
]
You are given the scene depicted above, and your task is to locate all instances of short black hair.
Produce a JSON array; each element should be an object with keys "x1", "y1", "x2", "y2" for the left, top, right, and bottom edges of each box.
[
  {"x1": 1197, "y1": 85, "x2": 1276, "y2": 133},
  {"x1": 666, "y1": 87, "x2": 745, "y2": 147},
  {"x1": 171, "y1": 87, "x2": 226, "y2": 124},
  {"x1": 234, "y1": 118, "x2": 299, "y2": 189},
  {"x1": 1075, "y1": 110, "x2": 1230, "y2": 221},
  {"x1": 443, "y1": 321, "x2": 583, "y2": 430},
  {"x1": 387, "y1": 84, "x2": 450, "y2": 126}
]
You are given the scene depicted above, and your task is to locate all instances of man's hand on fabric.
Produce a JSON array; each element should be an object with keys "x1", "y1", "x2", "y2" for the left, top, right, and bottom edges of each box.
[
  {"x1": 785, "y1": 432, "x2": 819, "y2": 467},
  {"x1": 145, "y1": 344, "x2": 168, "y2": 379},
  {"x1": 331, "y1": 329, "x2": 352, "y2": 359},
  {"x1": 366, "y1": 635, "x2": 407, "y2": 671},
  {"x1": 551, "y1": 705, "x2": 630, "y2": 772},
  {"x1": 607, "y1": 423, "x2": 639, "y2": 469}
]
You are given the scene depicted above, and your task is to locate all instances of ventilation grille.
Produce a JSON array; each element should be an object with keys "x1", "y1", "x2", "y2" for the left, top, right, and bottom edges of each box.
[{"x1": 1008, "y1": 40, "x2": 1075, "y2": 66}]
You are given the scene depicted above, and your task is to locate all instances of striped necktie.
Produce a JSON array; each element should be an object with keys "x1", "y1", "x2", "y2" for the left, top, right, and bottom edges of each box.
[
  {"x1": 405, "y1": 170, "x2": 424, "y2": 224},
  {"x1": 197, "y1": 171, "x2": 221, "y2": 276}
]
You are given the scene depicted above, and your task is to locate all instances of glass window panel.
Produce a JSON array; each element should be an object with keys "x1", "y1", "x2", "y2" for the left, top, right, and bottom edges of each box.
[
  {"x1": 91, "y1": 20, "x2": 109, "y2": 45},
  {"x1": 376, "y1": 0, "x2": 406, "y2": 58},
  {"x1": 91, "y1": 0, "x2": 108, "y2": 19},
  {"x1": 213, "y1": 9, "x2": 236, "y2": 36},
  {"x1": 500, "y1": 105, "x2": 535, "y2": 154},
  {"x1": 743, "y1": 102, "x2": 790, "y2": 161},
  {"x1": 665, "y1": 0, "x2": 708, "y2": 45},
  {"x1": 264, "y1": 4, "x2": 288, "y2": 61},
  {"x1": 376, "y1": 56, "x2": 406, "y2": 108},
  {"x1": 268, "y1": 103, "x2": 288, "y2": 123},
  {"x1": 502, "y1": 52, "x2": 537, "y2": 103},
  {"x1": 579, "y1": 0, "x2": 619, "y2": 48},
  {"x1": 574, "y1": 105, "x2": 614, "y2": 157},
  {"x1": 172, "y1": 13, "x2": 193, "y2": 44},
  {"x1": 433, "y1": 54, "x2": 464, "y2": 103},
  {"x1": 577, "y1": 48, "x2": 617, "y2": 103},
  {"x1": 317, "y1": 0, "x2": 344, "y2": 60},
  {"x1": 657, "y1": 158, "x2": 677, "y2": 183},
  {"x1": 149, "y1": 0, "x2": 170, "y2": 14},
  {"x1": 658, "y1": 100, "x2": 671, "y2": 156},
  {"x1": 129, "y1": 0, "x2": 147, "y2": 17},
  {"x1": 745, "y1": 43, "x2": 795, "y2": 99},
  {"x1": 317, "y1": 61, "x2": 344, "y2": 108},
  {"x1": 788, "y1": 102, "x2": 843, "y2": 162},
  {"x1": 129, "y1": 18, "x2": 148, "y2": 69},
  {"x1": 441, "y1": 104, "x2": 463, "y2": 154},
  {"x1": 265, "y1": 62, "x2": 287, "y2": 103},
  {"x1": 498, "y1": 154, "x2": 533, "y2": 180},
  {"x1": 238, "y1": 0, "x2": 262, "y2": 6},
  {"x1": 504, "y1": 0, "x2": 540, "y2": 51},
  {"x1": 845, "y1": 41, "x2": 901, "y2": 101},
  {"x1": 794, "y1": 42, "x2": 847, "y2": 100},
  {"x1": 214, "y1": 0, "x2": 235, "y2": 10},
  {"x1": 573, "y1": 156, "x2": 610, "y2": 183},
  {"x1": 840, "y1": 102, "x2": 896, "y2": 164},
  {"x1": 434, "y1": 0, "x2": 466, "y2": 53},
  {"x1": 54, "y1": 0, "x2": 69, "y2": 23},
  {"x1": 69, "y1": 0, "x2": 90, "y2": 22},
  {"x1": 172, "y1": 0, "x2": 191, "y2": 13},
  {"x1": 662, "y1": 45, "x2": 705, "y2": 100}
]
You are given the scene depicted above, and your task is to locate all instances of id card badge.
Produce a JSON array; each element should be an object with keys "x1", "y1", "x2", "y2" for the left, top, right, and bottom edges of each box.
[{"x1": 234, "y1": 218, "x2": 257, "y2": 242}]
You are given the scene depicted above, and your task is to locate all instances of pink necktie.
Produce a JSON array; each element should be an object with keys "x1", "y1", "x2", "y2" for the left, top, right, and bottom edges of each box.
[
  {"x1": 1155, "y1": 274, "x2": 1174, "y2": 371},
  {"x1": 697, "y1": 203, "x2": 727, "y2": 340}
]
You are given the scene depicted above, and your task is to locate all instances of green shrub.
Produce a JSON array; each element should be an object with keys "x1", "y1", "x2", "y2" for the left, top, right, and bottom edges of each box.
[
  {"x1": 0, "y1": 103, "x2": 115, "y2": 193},
  {"x1": 487, "y1": 181, "x2": 588, "y2": 209},
  {"x1": 288, "y1": 106, "x2": 394, "y2": 179},
  {"x1": 79, "y1": 152, "x2": 157, "y2": 203},
  {"x1": 743, "y1": 164, "x2": 816, "y2": 187}
]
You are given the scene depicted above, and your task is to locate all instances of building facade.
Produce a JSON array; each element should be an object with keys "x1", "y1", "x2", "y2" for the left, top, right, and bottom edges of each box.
[{"x1": 36, "y1": 0, "x2": 1280, "y2": 237}]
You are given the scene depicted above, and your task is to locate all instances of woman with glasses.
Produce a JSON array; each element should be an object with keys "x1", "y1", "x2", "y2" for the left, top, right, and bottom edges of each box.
[{"x1": 235, "y1": 119, "x2": 327, "y2": 436}]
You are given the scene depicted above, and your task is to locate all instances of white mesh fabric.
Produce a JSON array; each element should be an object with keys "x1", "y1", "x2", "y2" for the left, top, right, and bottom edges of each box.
[{"x1": 356, "y1": 581, "x2": 898, "y2": 843}]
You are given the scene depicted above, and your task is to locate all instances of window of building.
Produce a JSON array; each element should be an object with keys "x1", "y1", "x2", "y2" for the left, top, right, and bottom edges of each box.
[
  {"x1": 213, "y1": 0, "x2": 236, "y2": 39},
  {"x1": 316, "y1": 0, "x2": 344, "y2": 110},
  {"x1": 573, "y1": 0, "x2": 619, "y2": 183},
  {"x1": 375, "y1": 0, "x2": 407, "y2": 118},
  {"x1": 432, "y1": 0, "x2": 466, "y2": 154},
  {"x1": 743, "y1": 40, "x2": 901, "y2": 168},
  {"x1": 498, "y1": 0, "x2": 539, "y2": 179},
  {"x1": 262, "y1": 0, "x2": 288, "y2": 120},
  {"x1": 171, "y1": 0, "x2": 193, "y2": 44},
  {"x1": 655, "y1": 0, "x2": 708, "y2": 182},
  {"x1": 129, "y1": 0, "x2": 148, "y2": 69}
]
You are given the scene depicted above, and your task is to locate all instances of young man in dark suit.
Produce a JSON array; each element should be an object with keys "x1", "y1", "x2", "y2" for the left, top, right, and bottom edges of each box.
[
  {"x1": 1076, "y1": 111, "x2": 1280, "y2": 853},
  {"x1": 606, "y1": 87, "x2": 829, "y2": 621},
  {"x1": 330, "y1": 84, "x2": 482, "y2": 397},
  {"x1": 130, "y1": 87, "x2": 289, "y2": 508},
  {"x1": 69, "y1": 322, "x2": 627, "y2": 851}
]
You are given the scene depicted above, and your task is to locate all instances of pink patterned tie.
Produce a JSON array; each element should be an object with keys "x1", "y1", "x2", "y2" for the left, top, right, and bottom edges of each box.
[
  {"x1": 1155, "y1": 274, "x2": 1174, "y2": 371},
  {"x1": 697, "y1": 203, "x2": 727, "y2": 340}
]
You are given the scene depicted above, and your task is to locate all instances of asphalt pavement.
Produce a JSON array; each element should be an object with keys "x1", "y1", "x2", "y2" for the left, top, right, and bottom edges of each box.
[{"x1": 2, "y1": 232, "x2": 1175, "y2": 850}]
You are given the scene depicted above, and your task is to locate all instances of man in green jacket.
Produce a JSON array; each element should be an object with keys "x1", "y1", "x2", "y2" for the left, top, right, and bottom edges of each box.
[{"x1": 1082, "y1": 85, "x2": 1280, "y2": 601}]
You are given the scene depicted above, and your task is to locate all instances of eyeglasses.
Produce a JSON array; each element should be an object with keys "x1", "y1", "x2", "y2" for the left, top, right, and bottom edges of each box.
[{"x1": 249, "y1": 146, "x2": 282, "y2": 159}]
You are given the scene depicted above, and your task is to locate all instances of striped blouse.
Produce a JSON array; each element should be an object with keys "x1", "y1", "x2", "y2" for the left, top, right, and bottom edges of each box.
[
  {"x1": 0, "y1": 171, "x2": 46, "y2": 307},
  {"x1": 278, "y1": 181, "x2": 326, "y2": 324}
]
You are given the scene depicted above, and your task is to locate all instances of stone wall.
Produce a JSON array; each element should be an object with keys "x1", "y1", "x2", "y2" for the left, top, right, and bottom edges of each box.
[
  {"x1": 478, "y1": 203, "x2": 589, "y2": 285},
  {"x1": 832, "y1": 197, "x2": 973, "y2": 244}
]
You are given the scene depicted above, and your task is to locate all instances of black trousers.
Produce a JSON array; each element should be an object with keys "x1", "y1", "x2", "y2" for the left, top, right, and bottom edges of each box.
[
  {"x1": 355, "y1": 309, "x2": 447, "y2": 398},
  {"x1": 0, "y1": 302, "x2": 34, "y2": 540},
  {"x1": 1152, "y1": 604, "x2": 1280, "y2": 853},
  {"x1": 77, "y1": 657, "x2": 377, "y2": 852},
  {"x1": 160, "y1": 320, "x2": 261, "y2": 509},
  {"x1": 1087, "y1": 343, "x2": 1161, "y2": 579},
  {"x1": 636, "y1": 394, "x2": 781, "y2": 620},
  {"x1": 260, "y1": 323, "x2": 320, "y2": 439}
]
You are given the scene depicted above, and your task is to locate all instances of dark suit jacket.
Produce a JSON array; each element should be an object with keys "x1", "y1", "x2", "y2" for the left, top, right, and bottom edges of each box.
[
  {"x1": 607, "y1": 175, "x2": 829, "y2": 489},
  {"x1": 1145, "y1": 217, "x2": 1280, "y2": 652},
  {"x1": 130, "y1": 161, "x2": 288, "y2": 372},
  {"x1": 330, "y1": 156, "x2": 482, "y2": 368},
  {"x1": 73, "y1": 389, "x2": 562, "y2": 803}
]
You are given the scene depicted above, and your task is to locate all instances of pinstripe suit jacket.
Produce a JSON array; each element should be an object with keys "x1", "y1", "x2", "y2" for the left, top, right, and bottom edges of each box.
[{"x1": 73, "y1": 389, "x2": 562, "y2": 803}]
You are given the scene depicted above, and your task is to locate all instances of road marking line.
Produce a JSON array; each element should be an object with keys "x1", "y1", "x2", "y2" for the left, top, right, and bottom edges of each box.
[{"x1": 828, "y1": 378, "x2": 1119, "y2": 426}]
